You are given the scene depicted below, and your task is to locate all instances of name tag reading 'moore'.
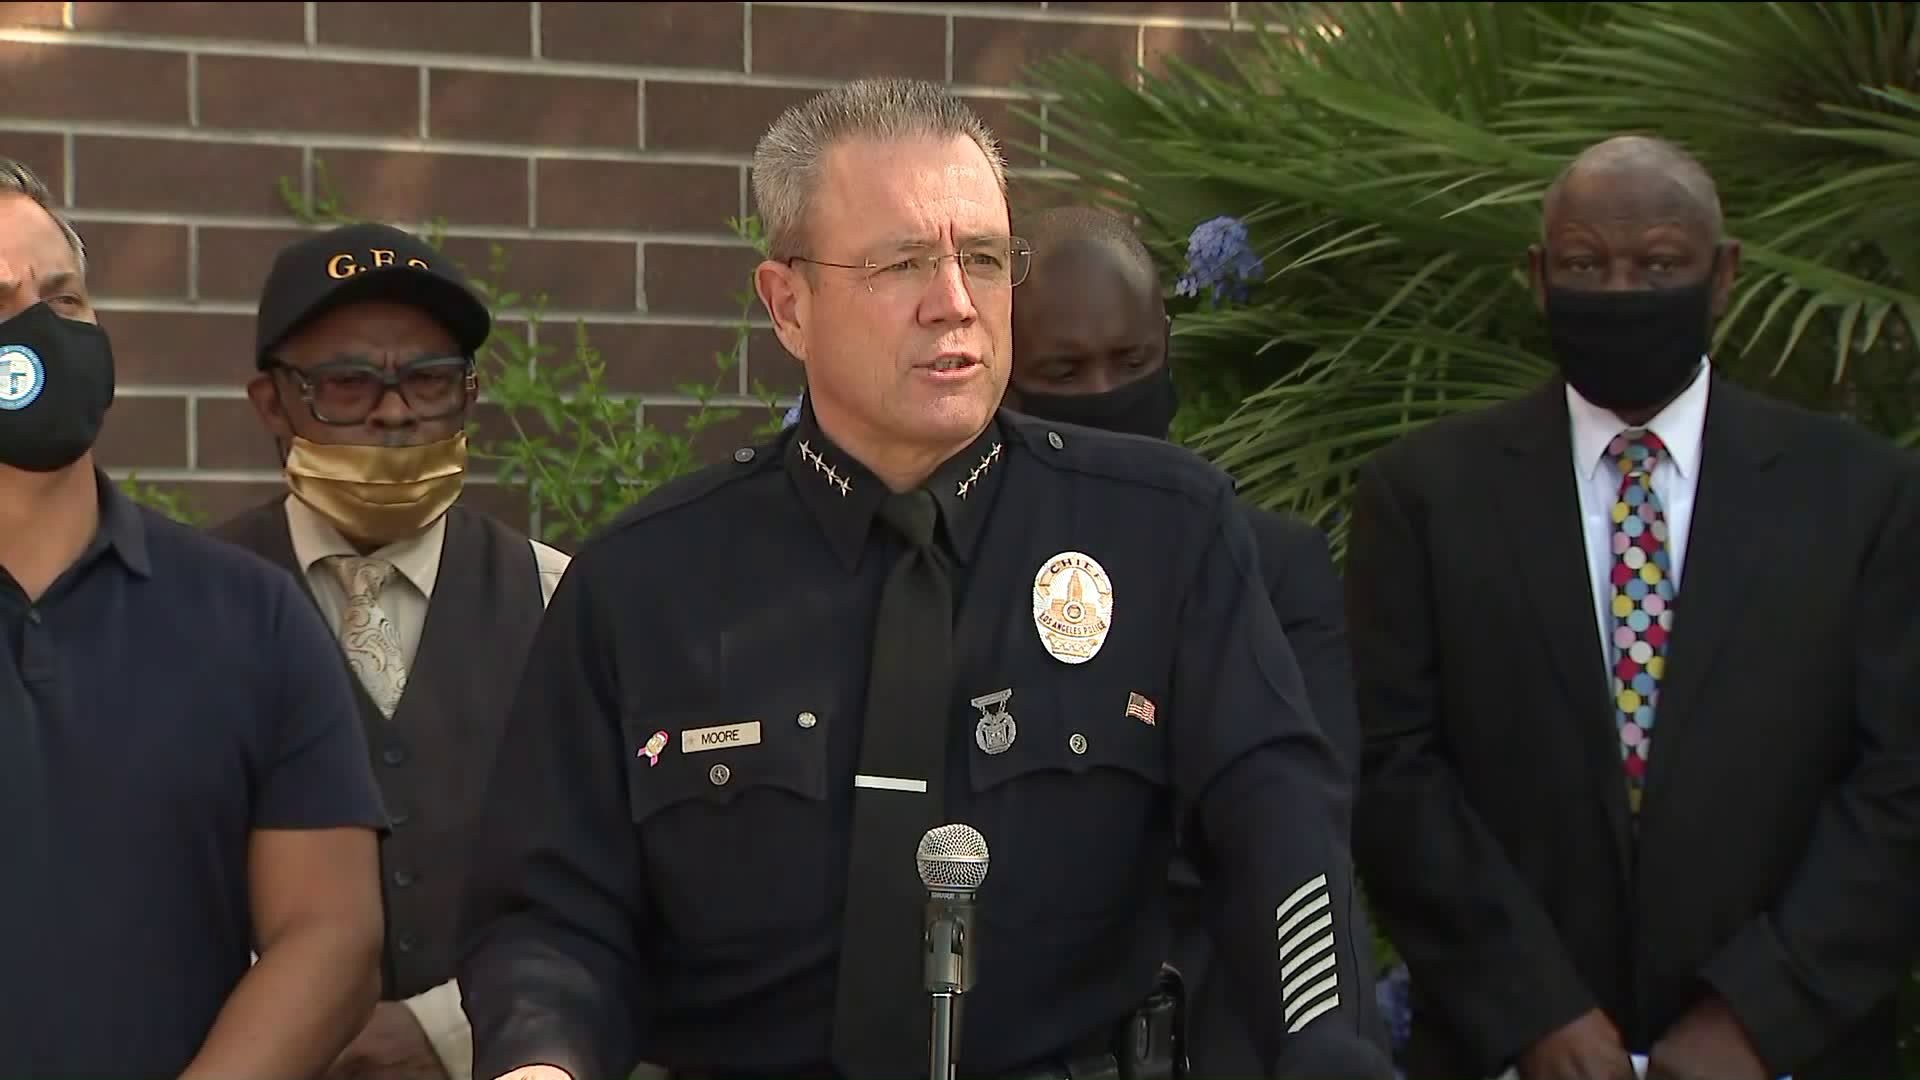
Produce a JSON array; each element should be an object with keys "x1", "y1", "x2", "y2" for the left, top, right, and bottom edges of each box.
[{"x1": 682, "y1": 722, "x2": 762, "y2": 754}]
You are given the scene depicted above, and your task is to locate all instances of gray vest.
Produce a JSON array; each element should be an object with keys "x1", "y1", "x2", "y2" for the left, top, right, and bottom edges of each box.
[{"x1": 211, "y1": 500, "x2": 546, "y2": 999}]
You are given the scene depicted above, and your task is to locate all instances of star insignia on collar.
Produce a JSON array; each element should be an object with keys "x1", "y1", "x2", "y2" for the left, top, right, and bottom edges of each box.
[
  {"x1": 957, "y1": 442, "x2": 1004, "y2": 499},
  {"x1": 799, "y1": 440, "x2": 851, "y2": 498}
]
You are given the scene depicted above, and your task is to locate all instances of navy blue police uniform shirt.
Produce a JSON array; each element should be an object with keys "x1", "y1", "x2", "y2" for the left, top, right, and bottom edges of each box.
[
  {"x1": 0, "y1": 472, "x2": 388, "y2": 1080},
  {"x1": 457, "y1": 406, "x2": 1393, "y2": 1080}
]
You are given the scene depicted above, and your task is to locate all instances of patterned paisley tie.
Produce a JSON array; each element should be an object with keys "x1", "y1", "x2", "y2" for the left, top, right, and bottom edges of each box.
[
  {"x1": 1606, "y1": 429, "x2": 1676, "y2": 815},
  {"x1": 328, "y1": 555, "x2": 409, "y2": 717}
]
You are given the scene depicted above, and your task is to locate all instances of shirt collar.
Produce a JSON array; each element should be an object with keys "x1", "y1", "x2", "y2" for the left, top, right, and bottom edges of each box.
[
  {"x1": 1566, "y1": 358, "x2": 1712, "y2": 480},
  {"x1": 92, "y1": 469, "x2": 151, "y2": 578},
  {"x1": 284, "y1": 493, "x2": 447, "y2": 599},
  {"x1": 786, "y1": 400, "x2": 1009, "y2": 571}
]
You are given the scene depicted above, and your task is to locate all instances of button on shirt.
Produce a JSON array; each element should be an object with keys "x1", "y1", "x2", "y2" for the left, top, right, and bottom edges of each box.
[
  {"x1": 1566, "y1": 362, "x2": 1710, "y2": 675},
  {"x1": 0, "y1": 473, "x2": 387, "y2": 1080},
  {"x1": 457, "y1": 408, "x2": 1390, "y2": 1080}
]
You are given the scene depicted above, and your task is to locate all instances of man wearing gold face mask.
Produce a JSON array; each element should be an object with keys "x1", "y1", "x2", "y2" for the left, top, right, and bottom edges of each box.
[{"x1": 211, "y1": 221, "x2": 571, "y2": 1080}]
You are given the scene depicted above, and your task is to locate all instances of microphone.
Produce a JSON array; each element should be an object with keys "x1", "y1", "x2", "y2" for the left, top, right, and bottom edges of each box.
[{"x1": 917, "y1": 824, "x2": 989, "y2": 1080}]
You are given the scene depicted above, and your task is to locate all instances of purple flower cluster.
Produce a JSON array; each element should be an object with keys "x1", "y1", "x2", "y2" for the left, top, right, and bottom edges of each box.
[
  {"x1": 1175, "y1": 215, "x2": 1265, "y2": 305},
  {"x1": 1375, "y1": 961, "x2": 1413, "y2": 1074}
]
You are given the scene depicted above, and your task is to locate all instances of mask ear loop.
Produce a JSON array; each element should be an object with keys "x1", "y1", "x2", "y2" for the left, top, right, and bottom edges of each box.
[{"x1": 265, "y1": 371, "x2": 293, "y2": 466}]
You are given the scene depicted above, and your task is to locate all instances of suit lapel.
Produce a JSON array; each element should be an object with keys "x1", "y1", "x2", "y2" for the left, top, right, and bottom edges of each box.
[
  {"x1": 1496, "y1": 384, "x2": 1636, "y2": 873},
  {"x1": 1640, "y1": 378, "x2": 1780, "y2": 812}
]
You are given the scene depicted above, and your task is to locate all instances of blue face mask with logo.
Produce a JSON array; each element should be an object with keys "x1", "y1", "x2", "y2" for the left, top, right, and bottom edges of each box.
[{"x1": 0, "y1": 302, "x2": 116, "y2": 473}]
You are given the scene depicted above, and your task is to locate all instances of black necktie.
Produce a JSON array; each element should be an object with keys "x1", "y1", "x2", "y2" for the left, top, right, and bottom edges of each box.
[{"x1": 831, "y1": 489, "x2": 956, "y2": 1080}]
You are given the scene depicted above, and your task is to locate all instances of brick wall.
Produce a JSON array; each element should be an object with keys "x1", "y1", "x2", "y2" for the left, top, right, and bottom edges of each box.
[{"x1": 0, "y1": 0, "x2": 1248, "y2": 529}]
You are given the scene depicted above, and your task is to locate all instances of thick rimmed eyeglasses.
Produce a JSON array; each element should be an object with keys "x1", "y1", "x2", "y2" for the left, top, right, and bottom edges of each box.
[
  {"x1": 787, "y1": 237, "x2": 1034, "y2": 294},
  {"x1": 271, "y1": 355, "x2": 476, "y2": 426}
]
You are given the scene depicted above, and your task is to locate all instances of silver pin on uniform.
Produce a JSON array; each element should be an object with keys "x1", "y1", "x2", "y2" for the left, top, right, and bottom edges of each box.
[{"x1": 971, "y1": 688, "x2": 1017, "y2": 755}]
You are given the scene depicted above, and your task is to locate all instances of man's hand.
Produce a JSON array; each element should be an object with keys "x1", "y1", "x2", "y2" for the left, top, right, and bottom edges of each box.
[
  {"x1": 1517, "y1": 1009, "x2": 1637, "y2": 1080},
  {"x1": 1647, "y1": 997, "x2": 1768, "y2": 1080},
  {"x1": 328, "y1": 1002, "x2": 448, "y2": 1080}
]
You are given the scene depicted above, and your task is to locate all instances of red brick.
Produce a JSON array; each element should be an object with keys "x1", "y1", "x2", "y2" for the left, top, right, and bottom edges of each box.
[
  {"x1": 744, "y1": 329, "x2": 800, "y2": 396},
  {"x1": 467, "y1": 402, "x2": 564, "y2": 474},
  {"x1": 195, "y1": 225, "x2": 308, "y2": 304},
  {"x1": 0, "y1": 43, "x2": 188, "y2": 125},
  {"x1": 197, "y1": 56, "x2": 419, "y2": 137},
  {"x1": 541, "y1": 2, "x2": 742, "y2": 69},
  {"x1": 1046, "y1": 1, "x2": 1231, "y2": 13},
  {"x1": 73, "y1": 2, "x2": 304, "y2": 42},
  {"x1": 0, "y1": 130, "x2": 67, "y2": 204},
  {"x1": 645, "y1": 82, "x2": 812, "y2": 156},
  {"x1": 536, "y1": 159, "x2": 739, "y2": 233},
  {"x1": 752, "y1": 6, "x2": 944, "y2": 81},
  {"x1": 74, "y1": 136, "x2": 302, "y2": 218},
  {"x1": 313, "y1": 150, "x2": 529, "y2": 230},
  {"x1": 558, "y1": 322, "x2": 759, "y2": 395},
  {"x1": 71, "y1": 221, "x2": 190, "y2": 299},
  {"x1": 644, "y1": 243, "x2": 757, "y2": 319},
  {"x1": 95, "y1": 308, "x2": 253, "y2": 385},
  {"x1": 965, "y1": 96, "x2": 1045, "y2": 170},
  {"x1": 95, "y1": 395, "x2": 188, "y2": 470},
  {"x1": 429, "y1": 69, "x2": 637, "y2": 150},
  {"x1": 317, "y1": 2, "x2": 531, "y2": 56},
  {"x1": 194, "y1": 396, "x2": 277, "y2": 470},
  {"x1": 953, "y1": 16, "x2": 1140, "y2": 86},
  {"x1": 437, "y1": 236, "x2": 636, "y2": 313},
  {"x1": 0, "y1": 3, "x2": 62, "y2": 28},
  {"x1": 1143, "y1": 24, "x2": 1247, "y2": 80}
]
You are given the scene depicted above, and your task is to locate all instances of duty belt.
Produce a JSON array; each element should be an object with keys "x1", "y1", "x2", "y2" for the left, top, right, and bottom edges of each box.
[{"x1": 673, "y1": 966, "x2": 1185, "y2": 1080}]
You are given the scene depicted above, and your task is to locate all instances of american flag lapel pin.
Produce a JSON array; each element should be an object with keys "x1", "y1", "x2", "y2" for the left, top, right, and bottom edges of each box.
[{"x1": 1126, "y1": 692, "x2": 1156, "y2": 726}]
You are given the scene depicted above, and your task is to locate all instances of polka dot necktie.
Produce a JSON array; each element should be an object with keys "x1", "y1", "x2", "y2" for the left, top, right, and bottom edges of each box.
[{"x1": 1607, "y1": 429, "x2": 1675, "y2": 816}]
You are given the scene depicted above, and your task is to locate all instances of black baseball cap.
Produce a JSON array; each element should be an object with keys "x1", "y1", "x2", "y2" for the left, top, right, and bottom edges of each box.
[{"x1": 253, "y1": 222, "x2": 492, "y2": 369}]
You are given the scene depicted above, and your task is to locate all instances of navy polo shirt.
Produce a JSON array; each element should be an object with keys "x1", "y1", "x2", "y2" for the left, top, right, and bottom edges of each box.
[{"x1": 0, "y1": 472, "x2": 388, "y2": 1079}]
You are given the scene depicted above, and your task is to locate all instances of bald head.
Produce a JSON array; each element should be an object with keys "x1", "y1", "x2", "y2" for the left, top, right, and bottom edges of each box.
[
  {"x1": 1024, "y1": 206, "x2": 1158, "y2": 278},
  {"x1": 1531, "y1": 134, "x2": 1736, "y2": 316},
  {"x1": 1544, "y1": 135, "x2": 1723, "y2": 242},
  {"x1": 1010, "y1": 206, "x2": 1167, "y2": 394}
]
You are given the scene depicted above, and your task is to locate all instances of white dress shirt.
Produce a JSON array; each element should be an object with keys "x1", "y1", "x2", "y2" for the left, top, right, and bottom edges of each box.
[{"x1": 1564, "y1": 362, "x2": 1711, "y2": 675}]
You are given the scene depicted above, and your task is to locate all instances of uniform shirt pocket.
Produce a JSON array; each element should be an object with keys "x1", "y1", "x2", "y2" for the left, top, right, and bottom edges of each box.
[
  {"x1": 963, "y1": 678, "x2": 1172, "y2": 923},
  {"x1": 622, "y1": 710, "x2": 833, "y2": 946}
]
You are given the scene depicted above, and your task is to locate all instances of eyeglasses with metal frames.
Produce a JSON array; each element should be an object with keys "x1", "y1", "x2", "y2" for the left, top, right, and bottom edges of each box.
[{"x1": 787, "y1": 237, "x2": 1034, "y2": 293}]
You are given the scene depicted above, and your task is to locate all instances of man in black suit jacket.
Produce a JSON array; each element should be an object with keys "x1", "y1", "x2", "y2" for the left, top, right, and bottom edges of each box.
[
  {"x1": 1348, "y1": 135, "x2": 1920, "y2": 1080},
  {"x1": 1008, "y1": 205, "x2": 1388, "y2": 1076}
]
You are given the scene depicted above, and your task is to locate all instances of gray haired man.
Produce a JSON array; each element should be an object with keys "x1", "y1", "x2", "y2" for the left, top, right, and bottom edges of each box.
[{"x1": 456, "y1": 78, "x2": 1391, "y2": 1080}]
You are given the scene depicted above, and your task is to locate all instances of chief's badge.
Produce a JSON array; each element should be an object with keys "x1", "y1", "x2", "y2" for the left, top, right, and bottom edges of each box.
[
  {"x1": 1032, "y1": 550, "x2": 1115, "y2": 665},
  {"x1": 971, "y1": 688, "x2": 1017, "y2": 756},
  {"x1": 638, "y1": 729, "x2": 669, "y2": 766}
]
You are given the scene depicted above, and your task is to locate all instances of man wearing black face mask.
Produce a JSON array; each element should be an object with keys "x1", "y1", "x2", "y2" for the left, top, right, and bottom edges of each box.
[
  {"x1": 0, "y1": 162, "x2": 388, "y2": 1078},
  {"x1": 1009, "y1": 205, "x2": 1389, "y2": 1076},
  {"x1": 1347, "y1": 135, "x2": 1920, "y2": 1080}
]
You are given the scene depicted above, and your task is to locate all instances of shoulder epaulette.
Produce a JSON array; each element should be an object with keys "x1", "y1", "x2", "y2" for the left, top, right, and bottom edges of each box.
[
  {"x1": 590, "y1": 430, "x2": 787, "y2": 543},
  {"x1": 1000, "y1": 409, "x2": 1232, "y2": 509}
]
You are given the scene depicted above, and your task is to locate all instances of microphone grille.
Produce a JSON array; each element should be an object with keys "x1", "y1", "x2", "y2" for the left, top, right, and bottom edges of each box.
[{"x1": 916, "y1": 823, "x2": 989, "y2": 891}]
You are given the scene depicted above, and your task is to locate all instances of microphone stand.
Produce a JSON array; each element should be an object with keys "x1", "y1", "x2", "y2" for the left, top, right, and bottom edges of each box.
[{"x1": 924, "y1": 889, "x2": 975, "y2": 1080}]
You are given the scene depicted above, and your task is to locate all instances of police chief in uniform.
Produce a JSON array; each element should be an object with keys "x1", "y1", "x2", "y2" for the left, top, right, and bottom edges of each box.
[
  {"x1": 456, "y1": 78, "x2": 1391, "y2": 1080},
  {"x1": 212, "y1": 222, "x2": 570, "y2": 1080}
]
